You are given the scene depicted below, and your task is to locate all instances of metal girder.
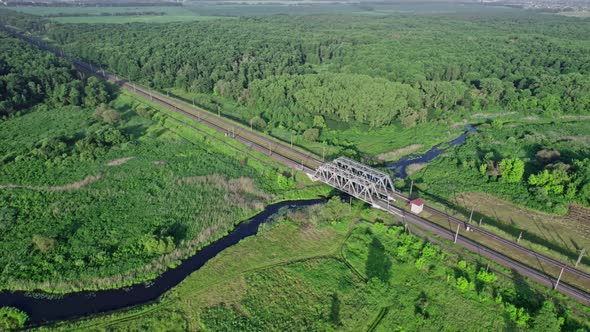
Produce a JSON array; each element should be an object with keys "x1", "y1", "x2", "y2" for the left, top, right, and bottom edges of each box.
[
  {"x1": 332, "y1": 157, "x2": 394, "y2": 198},
  {"x1": 313, "y1": 158, "x2": 395, "y2": 207}
]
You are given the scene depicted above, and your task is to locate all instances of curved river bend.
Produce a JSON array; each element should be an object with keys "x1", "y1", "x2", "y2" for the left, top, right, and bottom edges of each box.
[
  {"x1": 0, "y1": 199, "x2": 324, "y2": 326},
  {"x1": 386, "y1": 125, "x2": 477, "y2": 178}
]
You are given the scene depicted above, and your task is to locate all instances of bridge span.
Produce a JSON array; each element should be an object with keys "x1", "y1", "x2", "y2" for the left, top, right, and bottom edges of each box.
[{"x1": 312, "y1": 157, "x2": 396, "y2": 209}]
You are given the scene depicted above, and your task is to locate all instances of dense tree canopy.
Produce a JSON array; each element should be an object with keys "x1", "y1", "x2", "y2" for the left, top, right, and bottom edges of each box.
[
  {"x1": 3, "y1": 10, "x2": 588, "y2": 130},
  {"x1": 0, "y1": 31, "x2": 114, "y2": 116},
  {"x1": 248, "y1": 73, "x2": 421, "y2": 128}
]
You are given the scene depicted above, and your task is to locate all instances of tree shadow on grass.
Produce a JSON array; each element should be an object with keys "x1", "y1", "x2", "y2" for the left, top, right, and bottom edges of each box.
[
  {"x1": 121, "y1": 124, "x2": 149, "y2": 139},
  {"x1": 510, "y1": 268, "x2": 543, "y2": 311},
  {"x1": 329, "y1": 292, "x2": 342, "y2": 326},
  {"x1": 366, "y1": 236, "x2": 392, "y2": 283},
  {"x1": 414, "y1": 291, "x2": 429, "y2": 319}
]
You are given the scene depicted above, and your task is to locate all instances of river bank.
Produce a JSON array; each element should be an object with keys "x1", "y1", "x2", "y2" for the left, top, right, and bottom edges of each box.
[{"x1": 0, "y1": 199, "x2": 325, "y2": 325}]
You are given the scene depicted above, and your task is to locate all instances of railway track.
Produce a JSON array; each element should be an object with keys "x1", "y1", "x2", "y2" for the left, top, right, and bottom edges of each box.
[
  {"x1": 379, "y1": 200, "x2": 590, "y2": 304},
  {"x1": 104, "y1": 73, "x2": 322, "y2": 174},
  {"x1": 5, "y1": 23, "x2": 590, "y2": 305},
  {"x1": 389, "y1": 191, "x2": 590, "y2": 282}
]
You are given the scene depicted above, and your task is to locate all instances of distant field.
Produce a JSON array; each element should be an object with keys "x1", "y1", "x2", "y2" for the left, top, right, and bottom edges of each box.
[
  {"x1": 9, "y1": 6, "x2": 234, "y2": 23},
  {"x1": 182, "y1": 3, "x2": 513, "y2": 16},
  {"x1": 9, "y1": 3, "x2": 513, "y2": 22},
  {"x1": 556, "y1": 11, "x2": 590, "y2": 18},
  {"x1": 51, "y1": 15, "x2": 232, "y2": 24}
]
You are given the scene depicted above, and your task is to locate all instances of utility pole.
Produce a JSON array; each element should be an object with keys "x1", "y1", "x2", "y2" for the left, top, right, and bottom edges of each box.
[
  {"x1": 479, "y1": 217, "x2": 483, "y2": 226},
  {"x1": 454, "y1": 223, "x2": 460, "y2": 244},
  {"x1": 554, "y1": 267, "x2": 564, "y2": 290},
  {"x1": 250, "y1": 119, "x2": 253, "y2": 131},
  {"x1": 290, "y1": 134, "x2": 293, "y2": 149},
  {"x1": 576, "y1": 248, "x2": 586, "y2": 267},
  {"x1": 468, "y1": 206, "x2": 475, "y2": 224},
  {"x1": 409, "y1": 180, "x2": 414, "y2": 197},
  {"x1": 517, "y1": 232, "x2": 522, "y2": 243},
  {"x1": 404, "y1": 213, "x2": 411, "y2": 235}
]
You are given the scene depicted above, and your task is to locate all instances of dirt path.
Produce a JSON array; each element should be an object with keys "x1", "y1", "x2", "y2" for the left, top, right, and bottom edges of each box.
[
  {"x1": 106, "y1": 157, "x2": 135, "y2": 166},
  {"x1": 0, "y1": 175, "x2": 102, "y2": 192},
  {"x1": 376, "y1": 144, "x2": 423, "y2": 161}
]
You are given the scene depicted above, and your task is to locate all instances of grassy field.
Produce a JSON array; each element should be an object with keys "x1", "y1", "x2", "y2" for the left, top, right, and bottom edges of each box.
[
  {"x1": 181, "y1": 3, "x2": 516, "y2": 17},
  {"x1": 454, "y1": 192, "x2": 590, "y2": 260},
  {"x1": 9, "y1": 6, "x2": 234, "y2": 24},
  {"x1": 0, "y1": 90, "x2": 327, "y2": 293},
  {"x1": 556, "y1": 11, "x2": 590, "y2": 18},
  {"x1": 32, "y1": 200, "x2": 589, "y2": 331}
]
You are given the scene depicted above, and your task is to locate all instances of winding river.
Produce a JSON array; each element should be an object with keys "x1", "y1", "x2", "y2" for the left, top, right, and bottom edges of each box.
[
  {"x1": 0, "y1": 199, "x2": 324, "y2": 326},
  {"x1": 386, "y1": 125, "x2": 477, "y2": 178},
  {"x1": 0, "y1": 126, "x2": 477, "y2": 326}
]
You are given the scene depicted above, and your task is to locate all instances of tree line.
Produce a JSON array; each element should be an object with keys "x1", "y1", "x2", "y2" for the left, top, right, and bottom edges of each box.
[
  {"x1": 0, "y1": 31, "x2": 114, "y2": 117},
  {"x1": 2, "y1": 10, "x2": 589, "y2": 132}
]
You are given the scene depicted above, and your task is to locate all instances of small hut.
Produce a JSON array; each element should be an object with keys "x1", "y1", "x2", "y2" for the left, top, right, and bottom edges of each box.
[{"x1": 409, "y1": 198, "x2": 424, "y2": 214}]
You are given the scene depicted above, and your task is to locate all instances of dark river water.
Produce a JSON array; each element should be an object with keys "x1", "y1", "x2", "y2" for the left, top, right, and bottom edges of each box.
[
  {"x1": 0, "y1": 199, "x2": 324, "y2": 326},
  {"x1": 385, "y1": 125, "x2": 477, "y2": 178}
]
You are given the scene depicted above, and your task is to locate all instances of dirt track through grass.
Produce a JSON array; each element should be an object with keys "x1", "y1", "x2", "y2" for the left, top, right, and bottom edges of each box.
[
  {"x1": 106, "y1": 157, "x2": 134, "y2": 166},
  {"x1": 0, "y1": 174, "x2": 102, "y2": 192}
]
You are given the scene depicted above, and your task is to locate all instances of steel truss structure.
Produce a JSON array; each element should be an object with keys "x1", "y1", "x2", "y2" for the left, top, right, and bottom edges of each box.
[
  {"x1": 332, "y1": 157, "x2": 394, "y2": 198},
  {"x1": 313, "y1": 157, "x2": 395, "y2": 206}
]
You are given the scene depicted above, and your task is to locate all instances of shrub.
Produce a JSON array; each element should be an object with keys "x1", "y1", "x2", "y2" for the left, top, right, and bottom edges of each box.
[
  {"x1": 505, "y1": 304, "x2": 530, "y2": 328},
  {"x1": 94, "y1": 106, "x2": 122, "y2": 124},
  {"x1": 0, "y1": 307, "x2": 28, "y2": 330},
  {"x1": 499, "y1": 158, "x2": 525, "y2": 183},
  {"x1": 476, "y1": 269, "x2": 497, "y2": 284},
  {"x1": 456, "y1": 276, "x2": 474, "y2": 292},
  {"x1": 303, "y1": 128, "x2": 320, "y2": 142},
  {"x1": 250, "y1": 116, "x2": 267, "y2": 130}
]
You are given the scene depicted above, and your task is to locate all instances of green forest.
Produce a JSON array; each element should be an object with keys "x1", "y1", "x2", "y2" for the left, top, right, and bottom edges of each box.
[
  {"x1": 3, "y1": 10, "x2": 588, "y2": 129},
  {"x1": 0, "y1": 31, "x2": 113, "y2": 116}
]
